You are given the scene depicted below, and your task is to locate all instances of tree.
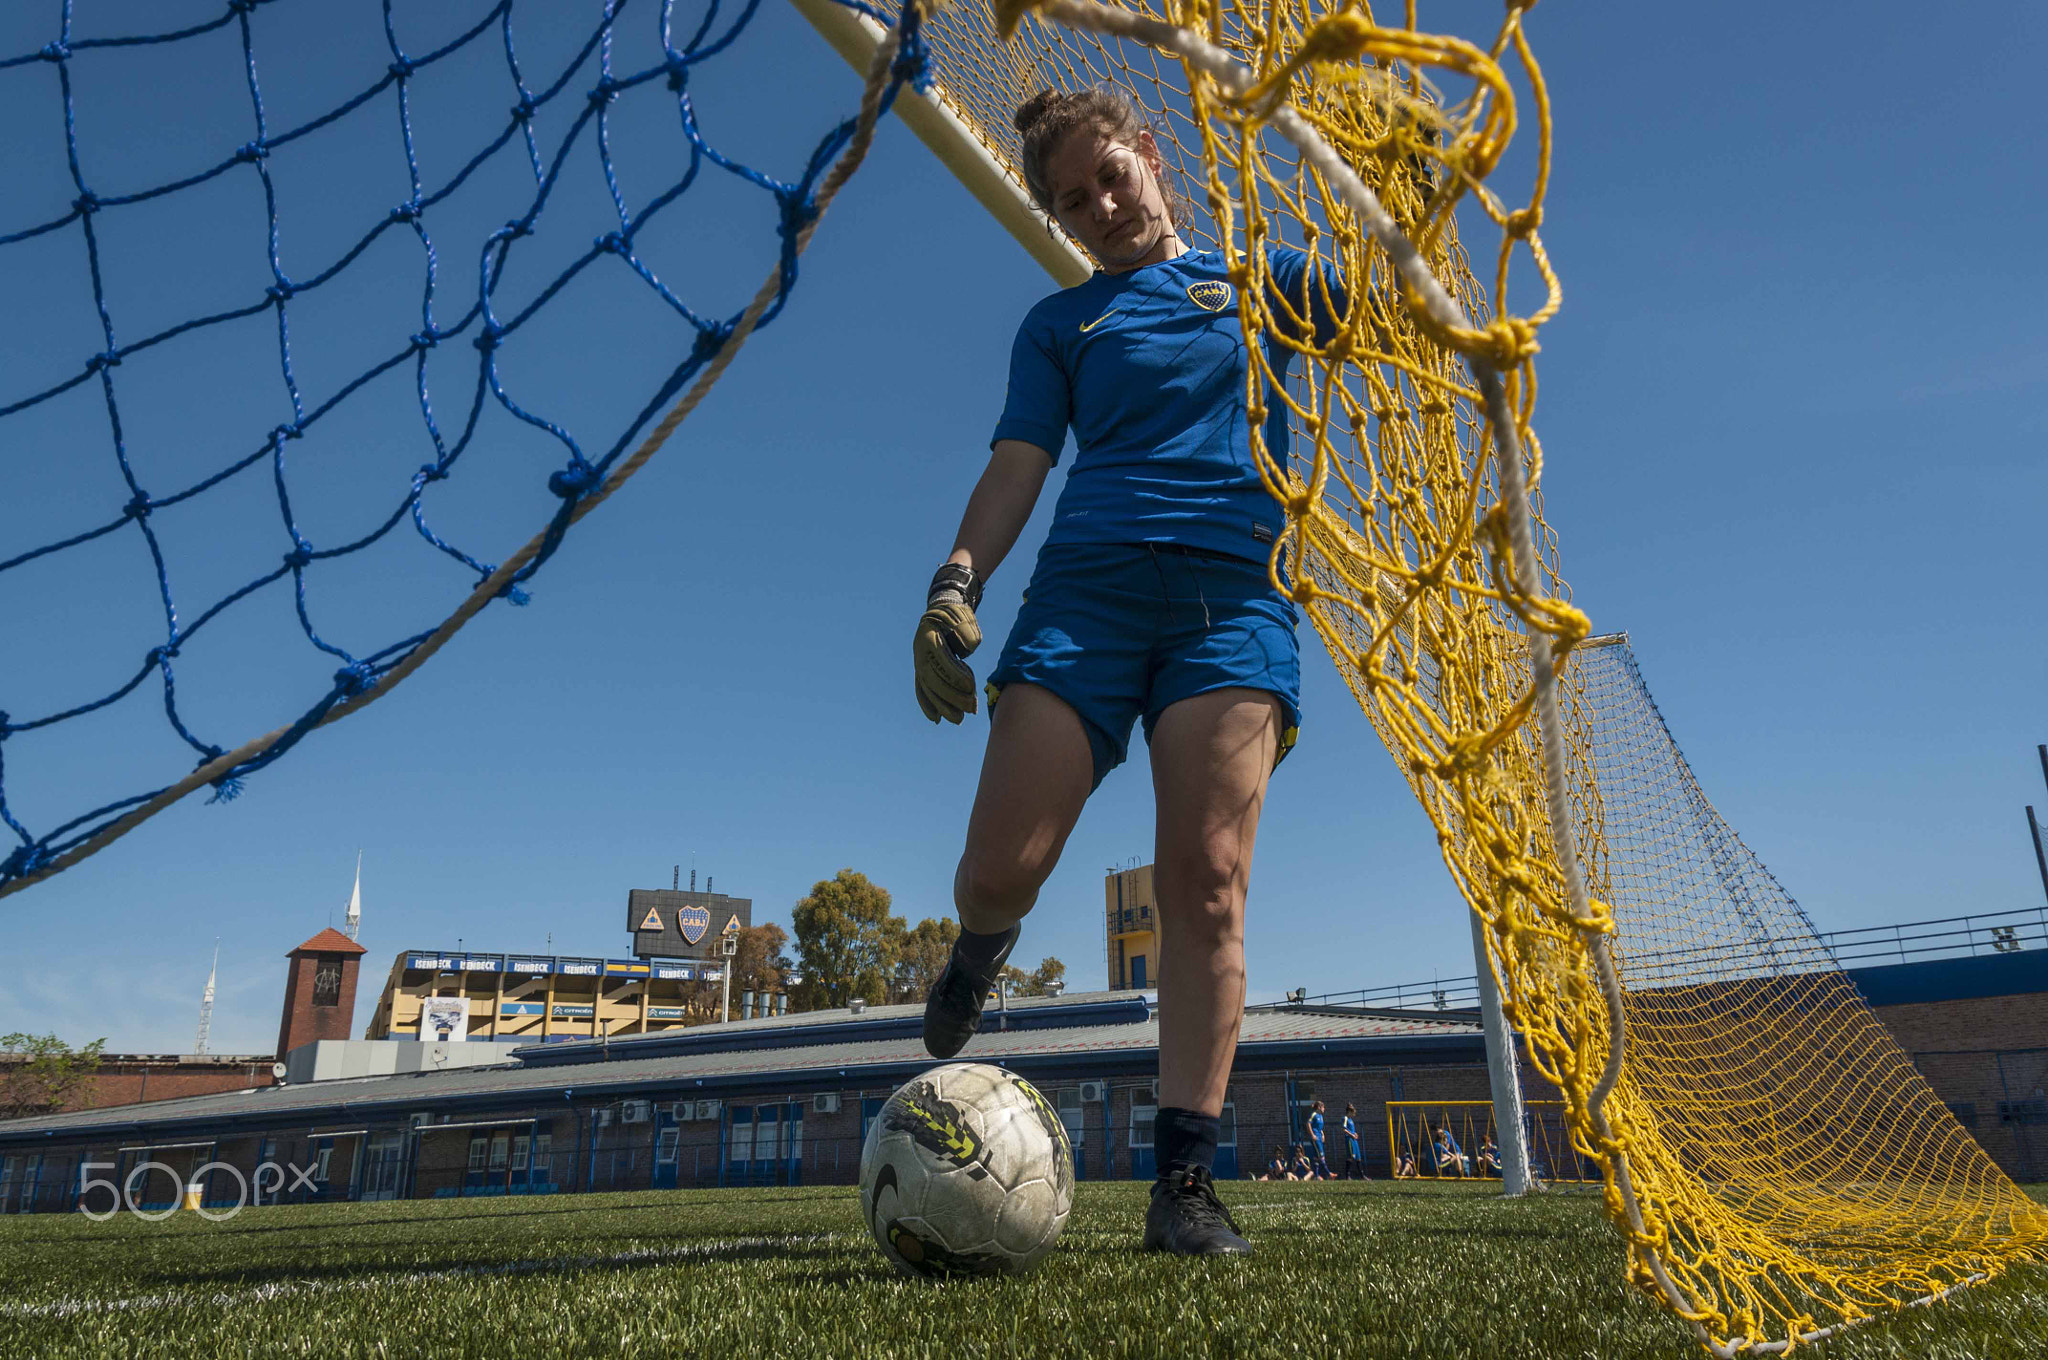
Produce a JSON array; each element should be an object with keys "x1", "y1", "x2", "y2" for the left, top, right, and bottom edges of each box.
[
  {"x1": 0, "y1": 1032, "x2": 106, "y2": 1119},
  {"x1": 790, "y1": 869, "x2": 905, "y2": 1010},
  {"x1": 894, "y1": 917, "x2": 960, "y2": 1004},
  {"x1": 994, "y1": 958, "x2": 1068, "y2": 998},
  {"x1": 1025, "y1": 956, "x2": 1067, "y2": 996},
  {"x1": 729, "y1": 923, "x2": 791, "y2": 1017}
]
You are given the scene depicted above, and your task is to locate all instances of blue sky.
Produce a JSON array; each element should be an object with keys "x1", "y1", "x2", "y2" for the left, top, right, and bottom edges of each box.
[{"x1": 1, "y1": 1, "x2": 2042, "y2": 1055}]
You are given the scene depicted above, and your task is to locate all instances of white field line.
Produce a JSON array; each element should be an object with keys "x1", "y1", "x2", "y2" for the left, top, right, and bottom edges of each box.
[{"x1": 2, "y1": 1231, "x2": 849, "y2": 1321}]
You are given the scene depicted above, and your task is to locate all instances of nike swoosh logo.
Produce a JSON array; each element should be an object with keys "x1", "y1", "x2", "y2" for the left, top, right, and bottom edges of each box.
[{"x1": 1078, "y1": 310, "x2": 1120, "y2": 333}]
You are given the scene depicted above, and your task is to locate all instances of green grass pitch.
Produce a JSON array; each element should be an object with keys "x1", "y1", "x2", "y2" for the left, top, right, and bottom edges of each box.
[{"x1": 3, "y1": 1182, "x2": 2043, "y2": 1358}]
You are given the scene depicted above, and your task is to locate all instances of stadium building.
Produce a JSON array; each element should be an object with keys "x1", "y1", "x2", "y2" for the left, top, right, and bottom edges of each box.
[
  {"x1": 362, "y1": 883, "x2": 764, "y2": 1044},
  {"x1": 0, "y1": 906, "x2": 2041, "y2": 1213}
]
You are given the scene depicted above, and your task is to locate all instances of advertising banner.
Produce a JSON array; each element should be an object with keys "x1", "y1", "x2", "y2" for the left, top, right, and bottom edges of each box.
[{"x1": 419, "y1": 997, "x2": 469, "y2": 1042}]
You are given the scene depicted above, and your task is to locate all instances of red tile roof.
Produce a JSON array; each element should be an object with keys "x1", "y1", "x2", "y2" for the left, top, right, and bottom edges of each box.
[{"x1": 287, "y1": 927, "x2": 367, "y2": 957}]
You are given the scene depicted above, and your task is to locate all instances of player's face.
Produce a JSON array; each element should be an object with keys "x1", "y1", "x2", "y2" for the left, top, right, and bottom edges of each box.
[{"x1": 1046, "y1": 128, "x2": 1178, "y2": 272}]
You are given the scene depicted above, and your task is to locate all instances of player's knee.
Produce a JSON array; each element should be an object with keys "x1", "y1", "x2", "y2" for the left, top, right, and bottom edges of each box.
[
  {"x1": 953, "y1": 853, "x2": 1044, "y2": 922},
  {"x1": 1159, "y1": 845, "x2": 1247, "y2": 943}
]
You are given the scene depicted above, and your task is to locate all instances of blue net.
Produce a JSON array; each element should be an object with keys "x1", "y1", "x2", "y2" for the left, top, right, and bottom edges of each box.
[{"x1": 0, "y1": 0, "x2": 924, "y2": 892}]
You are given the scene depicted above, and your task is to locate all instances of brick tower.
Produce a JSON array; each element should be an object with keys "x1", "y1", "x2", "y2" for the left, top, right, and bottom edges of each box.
[{"x1": 275, "y1": 927, "x2": 368, "y2": 1060}]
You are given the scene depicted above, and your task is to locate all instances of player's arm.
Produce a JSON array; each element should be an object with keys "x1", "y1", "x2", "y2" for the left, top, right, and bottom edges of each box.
[
  {"x1": 947, "y1": 439, "x2": 1054, "y2": 578},
  {"x1": 913, "y1": 440, "x2": 1054, "y2": 725}
]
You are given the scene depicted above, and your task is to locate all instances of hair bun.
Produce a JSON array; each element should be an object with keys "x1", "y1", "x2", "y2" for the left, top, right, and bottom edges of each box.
[{"x1": 1013, "y1": 89, "x2": 1061, "y2": 136}]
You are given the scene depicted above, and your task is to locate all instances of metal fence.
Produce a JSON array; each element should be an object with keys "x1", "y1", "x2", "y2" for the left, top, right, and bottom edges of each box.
[
  {"x1": 1818, "y1": 906, "x2": 2048, "y2": 968},
  {"x1": 1289, "y1": 906, "x2": 2048, "y2": 1015}
]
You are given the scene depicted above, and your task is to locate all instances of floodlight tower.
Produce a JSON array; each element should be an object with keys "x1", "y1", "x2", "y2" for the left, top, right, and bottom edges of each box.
[
  {"x1": 193, "y1": 939, "x2": 219, "y2": 1055},
  {"x1": 343, "y1": 850, "x2": 363, "y2": 941}
]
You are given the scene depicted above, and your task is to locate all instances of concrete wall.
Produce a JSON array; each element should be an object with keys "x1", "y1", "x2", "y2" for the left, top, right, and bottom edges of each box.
[{"x1": 283, "y1": 1038, "x2": 527, "y2": 1084}]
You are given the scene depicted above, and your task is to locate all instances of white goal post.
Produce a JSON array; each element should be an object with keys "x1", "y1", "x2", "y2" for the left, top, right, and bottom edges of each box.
[{"x1": 786, "y1": 0, "x2": 1092, "y2": 287}]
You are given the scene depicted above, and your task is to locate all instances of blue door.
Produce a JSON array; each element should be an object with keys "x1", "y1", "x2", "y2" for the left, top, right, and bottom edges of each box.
[
  {"x1": 651, "y1": 1107, "x2": 680, "y2": 1189},
  {"x1": 1131, "y1": 955, "x2": 1147, "y2": 988}
]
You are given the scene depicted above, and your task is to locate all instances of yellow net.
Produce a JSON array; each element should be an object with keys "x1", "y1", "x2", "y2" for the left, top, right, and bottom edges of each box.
[{"x1": 863, "y1": 0, "x2": 2048, "y2": 1351}]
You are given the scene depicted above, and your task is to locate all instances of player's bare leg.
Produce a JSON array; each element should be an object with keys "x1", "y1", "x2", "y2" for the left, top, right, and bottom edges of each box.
[
  {"x1": 1142, "y1": 685, "x2": 1279, "y2": 1255},
  {"x1": 924, "y1": 683, "x2": 1093, "y2": 1059}
]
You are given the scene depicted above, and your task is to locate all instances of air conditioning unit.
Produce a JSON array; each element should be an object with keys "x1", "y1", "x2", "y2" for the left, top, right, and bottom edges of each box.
[
  {"x1": 620, "y1": 1100, "x2": 652, "y2": 1124},
  {"x1": 1078, "y1": 1081, "x2": 1107, "y2": 1104},
  {"x1": 694, "y1": 1099, "x2": 722, "y2": 1122},
  {"x1": 593, "y1": 1107, "x2": 614, "y2": 1128},
  {"x1": 813, "y1": 1093, "x2": 841, "y2": 1114},
  {"x1": 656, "y1": 1101, "x2": 680, "y2": 1118},
  {"x1": 407, "y1": 1112, "x2": 433, "y2": 1130}
]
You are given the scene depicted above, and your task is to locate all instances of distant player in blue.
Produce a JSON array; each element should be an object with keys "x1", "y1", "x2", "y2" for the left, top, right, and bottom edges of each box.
[
  {"x1": 1434, "y1": 1124, "x2": 1469, "y2": 1178},
  {"x1": 1342, "y1": 1102, "x2": 1365, "y2": 1179},
  {"x1": 1307, "y1": 1100, "x2": 1332, "y2": 1179},
  {"x1": 913, "y1": 86, "x2": 1342, "y2": 1258}
]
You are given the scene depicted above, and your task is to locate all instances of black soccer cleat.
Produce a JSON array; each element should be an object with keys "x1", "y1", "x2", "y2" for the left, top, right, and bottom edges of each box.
[
  {"x1": 1143, "y1": 1164, "x2": 1252, "y2": 1256},
  {"x1": 921, "y1": 925, "x2": 1019, "y2": 1060}
]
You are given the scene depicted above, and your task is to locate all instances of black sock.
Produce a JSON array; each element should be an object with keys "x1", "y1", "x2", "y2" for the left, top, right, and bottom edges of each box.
[
  {"x1": 951, "y1": 924, "x2": 1017, "y2": 981},
  {"x1": 1154, "y1": 1107, "x2": 1220, "y2": 1177}
]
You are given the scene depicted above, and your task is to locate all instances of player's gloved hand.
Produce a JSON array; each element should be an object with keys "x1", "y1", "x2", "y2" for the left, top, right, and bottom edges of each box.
[{"x1": 914, "y1": 562, "x2": 984, "y2": 725}]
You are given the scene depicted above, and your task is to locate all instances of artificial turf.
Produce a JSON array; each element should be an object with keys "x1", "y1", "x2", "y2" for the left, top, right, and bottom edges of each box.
[{"x1": 1, "y1": 1181, "x2": 2043, "y2": 1359}]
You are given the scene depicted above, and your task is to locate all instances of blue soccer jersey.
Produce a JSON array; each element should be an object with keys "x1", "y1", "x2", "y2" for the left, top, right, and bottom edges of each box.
[
  {"x1": 1307, "y1": 1109, "x2": 1325, "y2": 1153},
  {"x1": 1342, "y1": 1115, "x2": 1360, "y2": 1155},
  {"x1": 992, "y1": 245, "x2": 1340, "y2": 562}
]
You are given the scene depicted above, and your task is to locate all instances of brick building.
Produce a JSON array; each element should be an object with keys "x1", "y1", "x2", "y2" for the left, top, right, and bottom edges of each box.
[
  {"x1": 2, "y1": 919, "x2": 2042, "y2": 1213},
  {"x1": 275, "y1": 928, "x2": 368, "y2": 1058}
]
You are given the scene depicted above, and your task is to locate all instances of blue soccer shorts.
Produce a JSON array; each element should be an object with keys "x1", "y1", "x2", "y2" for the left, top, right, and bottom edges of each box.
[{"x1": 985, "y1": 541, "x2": 1302, "y2": 790}]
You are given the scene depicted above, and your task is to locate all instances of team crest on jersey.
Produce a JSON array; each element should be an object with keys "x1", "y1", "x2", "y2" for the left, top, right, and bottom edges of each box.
[{"x1": 1186, "y1": 280, "x2": 1233, "y2": 312}]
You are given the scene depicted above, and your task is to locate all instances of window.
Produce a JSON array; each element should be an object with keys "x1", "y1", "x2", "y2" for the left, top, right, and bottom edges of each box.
[
  {"x1": 729, "y1": 1111, "x2": 754, "y2": 1165},
  {"x1": 312, "y1": 959, "x2": 343, "y2": 1007},
  {"x1": 512, "y1": 1135, "x2": 531, "y2": 1171},
  {"x1": 1217, "y1": 1103, "x2": 1237, "y2": 1148},
  {"x1": 488, "y1": 1133, "x2": 510, "y2": 1170},
  {"x1": 1056, "y1": 1087, "x2": 1086, "y2": 1147},
  {"x1": 313, "y1": 1144, "x2": 333, "y2": 1183},
  {"x1": 787, "y1": 1111, "x2": 803, "y2": 1162},
  {"x1": 1130, "y1": 1104, "x2": 1156, "y2": 1148},
  {"x1": 656, "y1": 1129, "x2": 680, "y2": 1164},
  {"x1": 468, "y1": 1135, "x2": 489, "y2": 1172},
  {"x1": 532, "y1": 1133, "x2": 553, "y2": 1176}
]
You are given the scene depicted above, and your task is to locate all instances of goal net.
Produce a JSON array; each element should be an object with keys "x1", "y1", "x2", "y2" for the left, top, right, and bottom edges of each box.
[{"x1": 816, "y1": 0, "x2": 2048, "y2": 1351}]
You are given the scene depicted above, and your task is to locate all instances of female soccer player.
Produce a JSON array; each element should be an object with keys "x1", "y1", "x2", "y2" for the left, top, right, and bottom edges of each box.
[{"x1": 912, "y1": 87, "x2": 1337, "y2": 1256}]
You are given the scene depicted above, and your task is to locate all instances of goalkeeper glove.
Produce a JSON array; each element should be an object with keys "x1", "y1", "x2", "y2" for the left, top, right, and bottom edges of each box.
[{"x1": 914, "y1": 562, "x2": 984, "y2": 725}]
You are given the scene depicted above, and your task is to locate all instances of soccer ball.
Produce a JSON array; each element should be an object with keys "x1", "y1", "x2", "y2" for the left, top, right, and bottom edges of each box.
[{"x1": 859, "y1": 1062, "x2": 1075, "y2": 1278}]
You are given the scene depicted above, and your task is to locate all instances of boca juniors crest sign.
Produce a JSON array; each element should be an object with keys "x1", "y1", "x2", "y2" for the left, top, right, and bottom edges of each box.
[{"x1": 676, "y1": 904, "x2": 711, "y2": 945}]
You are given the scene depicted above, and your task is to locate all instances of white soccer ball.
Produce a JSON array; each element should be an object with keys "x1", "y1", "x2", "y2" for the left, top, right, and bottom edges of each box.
[{"x1": 858, "y1": 1061, "x2": 1075, "y2": 1278}]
